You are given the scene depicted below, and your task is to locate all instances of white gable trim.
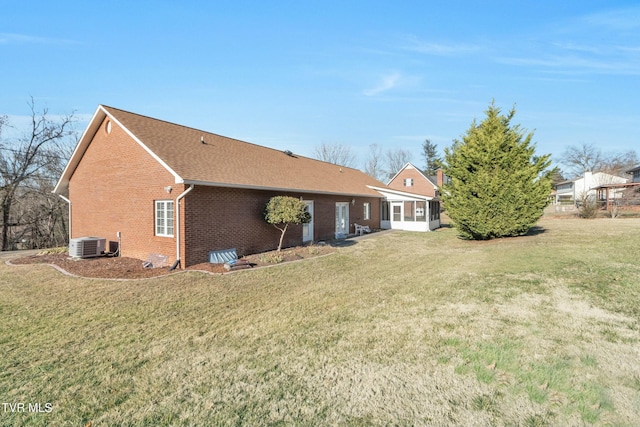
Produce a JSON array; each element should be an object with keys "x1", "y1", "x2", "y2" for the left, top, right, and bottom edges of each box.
[
  {"x1": 386, "y1": 162, "x2": 438, "y2": 189},
  {"x1": 368, "y1": 185, "x2": 435, "y2": 201},
  {"x1": 53, "y1": 105, "x2": 183, "y2": 195},
  {"x1": 53, "y1": 106, "x2": 104, "y2": 195},
  {"x1": 104, "y1": 106, "x2": 182, "y2": 183}
]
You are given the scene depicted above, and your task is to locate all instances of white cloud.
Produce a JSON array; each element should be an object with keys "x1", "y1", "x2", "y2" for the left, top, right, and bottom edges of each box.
[
  {"x1": 0, "y1": 32, "x2": 79, "y2": 45},
  {"x1": 401, "y1": 36, "x2": 482, "y2": 56},
  {"x1": 582, "y1": 6, "x2": 640, "y2": 31},
  {"x1": 363, "y1": 72, "x2": 402, "y2": 96},
  {"x1": 496, "y1": 50, "x2": 640, "y2": 76}
]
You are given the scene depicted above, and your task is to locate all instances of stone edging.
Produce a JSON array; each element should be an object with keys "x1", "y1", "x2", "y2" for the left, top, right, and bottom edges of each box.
[{"x1": 4, "y1": 251, "x2": 337, "y2": 281}]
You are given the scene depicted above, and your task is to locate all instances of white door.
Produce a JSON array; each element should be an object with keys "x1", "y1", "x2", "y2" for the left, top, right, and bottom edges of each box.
[
  {"x1": 390, "y1": 201, "x2": 403, "y2": 229},
  {"x1": 335, "y1": 202, "x2": 349, "y2": 238},
  {"x1": 303, "y1": 201, "x2": 314, "y2": 242}
]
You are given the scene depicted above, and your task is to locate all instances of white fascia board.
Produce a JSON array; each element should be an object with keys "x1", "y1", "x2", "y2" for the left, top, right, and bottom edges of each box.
[
  {"x1": 385, "y1": 162, "x2": 412, "y2": 185},
  {"x1": 182, "y1": 179, "x2": 384, "y2": 198},
  {"x1": 53, "y1": 105, "x2": 184, "y2": 195},
  {"x1": 386, "y1": 162, "x2": 438, "y2": 190},
  {"x1": 53, "y1": 106, "x2": 106, "y2": 195},
  {"x1": 368, "y1": 185, "x2": 435, "y2": 201},
  {"x1": 104, "y1": 107, "x2": 182, "y2": 183}
]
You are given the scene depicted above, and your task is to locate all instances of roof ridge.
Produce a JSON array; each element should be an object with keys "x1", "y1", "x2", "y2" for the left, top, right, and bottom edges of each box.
[{"x1": 100, "y1": 105, "x2": 362, "y2": 171}]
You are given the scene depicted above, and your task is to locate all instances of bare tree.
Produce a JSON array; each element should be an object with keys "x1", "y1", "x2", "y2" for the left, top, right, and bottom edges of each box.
[
  {"x1": 385, "y1": 148, "x2": 412, "y2": 180},
  {"x1": 0, "y1": 98, "x2": 75, "y2": 250},
  {"x1": 561, "y1": 143, "x2": 638, "y2": 178},
  {"x1": 600, "y1": 149, "x2": 639, "y2": 177},
  {"x1": 363, "y1": 143, "x2": 385, "y2": 182},
  {"x1": 312, "y1": 142, "x2": 356, "y2": 168},
  {"x1": 561, "y1": 143, "x2": 604, "y2": 178}
]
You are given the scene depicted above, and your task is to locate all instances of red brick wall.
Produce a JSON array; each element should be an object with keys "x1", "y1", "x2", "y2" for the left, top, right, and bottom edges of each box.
[
  {"x1": 388, "y1": 167, "x2": 436, "y2": 197},
  {"x1": 182, "y1": 187, "x2": 381, "y2": 266},
  {"x1": 69, "y1": 116, "x2": 382, "y2": 268},
  {"x1": 68, "y1": 116, "x2": 180, "y2": 264}
]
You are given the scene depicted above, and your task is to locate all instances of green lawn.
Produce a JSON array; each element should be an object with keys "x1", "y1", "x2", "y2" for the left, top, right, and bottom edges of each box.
[{"x1": 1, "y1": 218, "x2": 639, "y2": 426}]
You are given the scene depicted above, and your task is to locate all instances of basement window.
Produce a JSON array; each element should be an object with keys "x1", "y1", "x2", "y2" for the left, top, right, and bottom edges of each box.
[{"x1": 155, "y1": 200, "x2": 174, "y2": 237}]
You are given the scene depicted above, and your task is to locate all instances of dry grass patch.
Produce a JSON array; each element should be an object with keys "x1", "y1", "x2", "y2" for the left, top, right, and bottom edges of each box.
[{"x1": 1, "y1": 219, "x2": 640, "y2": 426}]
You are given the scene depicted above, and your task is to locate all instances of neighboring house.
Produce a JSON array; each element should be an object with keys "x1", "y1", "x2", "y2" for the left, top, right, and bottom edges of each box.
[
  {"x1": 628, "y1": 165, "x2": 640, "y2": 183},
  {"x1": 372, "y1": 162, "x2": 441, "y2": 232},
  {"x1": 595, "y1": 165, "x2": 640, "y2": 210},
  {"x1": 555, "y1": 171, "x2": 628, "y2": 205},
  {"x1": 387, "y1": 163, "x2": 438, "y2": 197},
  {"x1": 53, "y1": 106, "x2": 387, "y2": 268}
]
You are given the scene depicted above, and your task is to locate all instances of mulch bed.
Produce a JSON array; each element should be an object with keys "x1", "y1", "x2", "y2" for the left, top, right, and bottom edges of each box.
[{"x1": 9, "y1": 244, "x2": 335, "y2": 280}]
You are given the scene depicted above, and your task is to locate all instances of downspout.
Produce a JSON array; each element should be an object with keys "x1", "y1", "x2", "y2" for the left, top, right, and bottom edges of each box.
[
  {"x1": 173, "y1": 184, "x2": 194, "y2": 270},
  {"x1": 57, "y1": 194, "x2": 72, "y2": 242}
]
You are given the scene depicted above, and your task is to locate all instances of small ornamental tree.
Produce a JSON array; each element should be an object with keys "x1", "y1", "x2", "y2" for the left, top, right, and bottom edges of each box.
[
  {"x1": 264, "y1": 196, "x2": 311, "y2": 251},
  {"x1": 442, "y1": 102, "x2": 552, "y2": 240}
]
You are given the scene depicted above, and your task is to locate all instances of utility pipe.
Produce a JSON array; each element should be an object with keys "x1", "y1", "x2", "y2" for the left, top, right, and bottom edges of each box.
[
  {"x1": 57, "y1": 194, "x2": 72, "y2": 242},
  {"x1": 174, "y1": 184, "x2": 194, "y2": 269}
]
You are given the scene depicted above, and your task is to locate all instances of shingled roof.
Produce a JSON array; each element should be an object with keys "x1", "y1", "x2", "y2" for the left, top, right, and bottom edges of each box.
[{"x1": 54, "y1": 105, "x2": 385, "y2": 197}]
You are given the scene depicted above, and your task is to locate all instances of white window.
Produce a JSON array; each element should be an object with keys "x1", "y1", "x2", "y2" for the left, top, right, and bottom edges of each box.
[
  {"x1": 363, "y1": 202, "x2": 370, "y2": 220},
  {"x1": 404, "y1": 178, "x2": 413, "y2": 187},
  {"x1": 155, "y1": 200, "x2": 174, "y2": 237},
  {"x1": 404, "y1": 201, "x2": 415, "y2": 221},
  {"x1": 416, "y1": 201, "x2": 427, "y2": 222}
]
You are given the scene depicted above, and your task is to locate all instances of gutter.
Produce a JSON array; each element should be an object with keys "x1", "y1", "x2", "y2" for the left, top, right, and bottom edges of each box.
[
  {"x1": 173, "y1": 184, "x2": 194, "y2": 269},
  {"x1": 57, "y1": 194, "x2": 72, "y2": 242}
]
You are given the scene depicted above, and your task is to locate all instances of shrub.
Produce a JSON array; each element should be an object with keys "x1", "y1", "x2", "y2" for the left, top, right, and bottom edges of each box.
[
  {"x1": 264, "y1": 196, "x2": 311, "y2": 251},
  {"x1": 577, "y1": 193, "x2": 598, "y2": 219}
]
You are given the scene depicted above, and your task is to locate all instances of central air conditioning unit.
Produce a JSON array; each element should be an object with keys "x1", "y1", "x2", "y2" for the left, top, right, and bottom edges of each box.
[{"x1": 69, "y1": 237, "x2": 107, "y2": 258}]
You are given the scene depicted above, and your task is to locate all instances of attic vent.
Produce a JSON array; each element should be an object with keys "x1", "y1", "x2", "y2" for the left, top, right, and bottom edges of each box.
[{"x1": 283, "y1": 150, "x2": 293, "y2": 156}]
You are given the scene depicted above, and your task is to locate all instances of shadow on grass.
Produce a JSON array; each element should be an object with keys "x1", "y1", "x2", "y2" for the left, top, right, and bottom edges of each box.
[
  {"x1": 329, "y1": 239, "x2": 358, "y2": 248},
  {"x1": 525, "y1": 226, "x2": 546, "y2": 236},
  {"x1": 452, "y1": 225, "x2": 548, "y2": 241}
]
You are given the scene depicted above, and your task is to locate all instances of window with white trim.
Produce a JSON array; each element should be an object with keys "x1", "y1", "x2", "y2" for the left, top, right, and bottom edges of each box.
[
  {"x1": 363, "y1": 202, "x2": 370, "y2": 220},
  {"x1": 404, "y1": 201, "x2": 415, "y2": 221},
  {"x1": 404, "y1": 178, "x2": 413, "y2": 187},
  {"x1": 155, "y1": 200, "x2": 174, "y2": 237},
  {"x1": 416, "y1": 201, "x2": 427, "y2": 222}
]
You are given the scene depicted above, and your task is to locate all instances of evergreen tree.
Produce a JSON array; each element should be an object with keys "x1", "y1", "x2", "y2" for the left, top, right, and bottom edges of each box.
[
  {"x1": 442, "y1": 102, "x2": 552, "y2": 240},
  {"x1": 421, "y1": 138, "x2": 442, "y2": 176}
]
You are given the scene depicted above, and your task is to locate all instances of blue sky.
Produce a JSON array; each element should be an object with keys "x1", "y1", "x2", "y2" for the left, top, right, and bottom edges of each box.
[{"x1": 1, "y1": 1, "x2": 638, "y2": 172}]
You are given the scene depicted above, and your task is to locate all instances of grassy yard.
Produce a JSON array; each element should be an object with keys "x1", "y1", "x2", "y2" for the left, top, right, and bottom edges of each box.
[{"x1": 1, "y1": 218, "x2": 640, "y2": 426}]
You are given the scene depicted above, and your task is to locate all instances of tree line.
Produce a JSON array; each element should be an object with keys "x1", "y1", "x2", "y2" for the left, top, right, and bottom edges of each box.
[
  {"x1": 313, "y1": 139, "x2": 442, "y2": 182},
  {"x1": 0, "y1": 99, "x2": 75, "y2": 251},
  {"x1": 312, "y1": 135, "x2": 637, "y2": 187}
]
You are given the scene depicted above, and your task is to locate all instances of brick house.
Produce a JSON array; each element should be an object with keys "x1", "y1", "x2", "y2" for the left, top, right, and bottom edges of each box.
[
  {"x1": 371, "y1": 162, "x2": 441, "y2": 232},
  {"x1": 387, "y1": 162, "x2": 438, "y2": 197},
  {"x1": 53, "y1": 106, "x2": 386, "y2": 268}
]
